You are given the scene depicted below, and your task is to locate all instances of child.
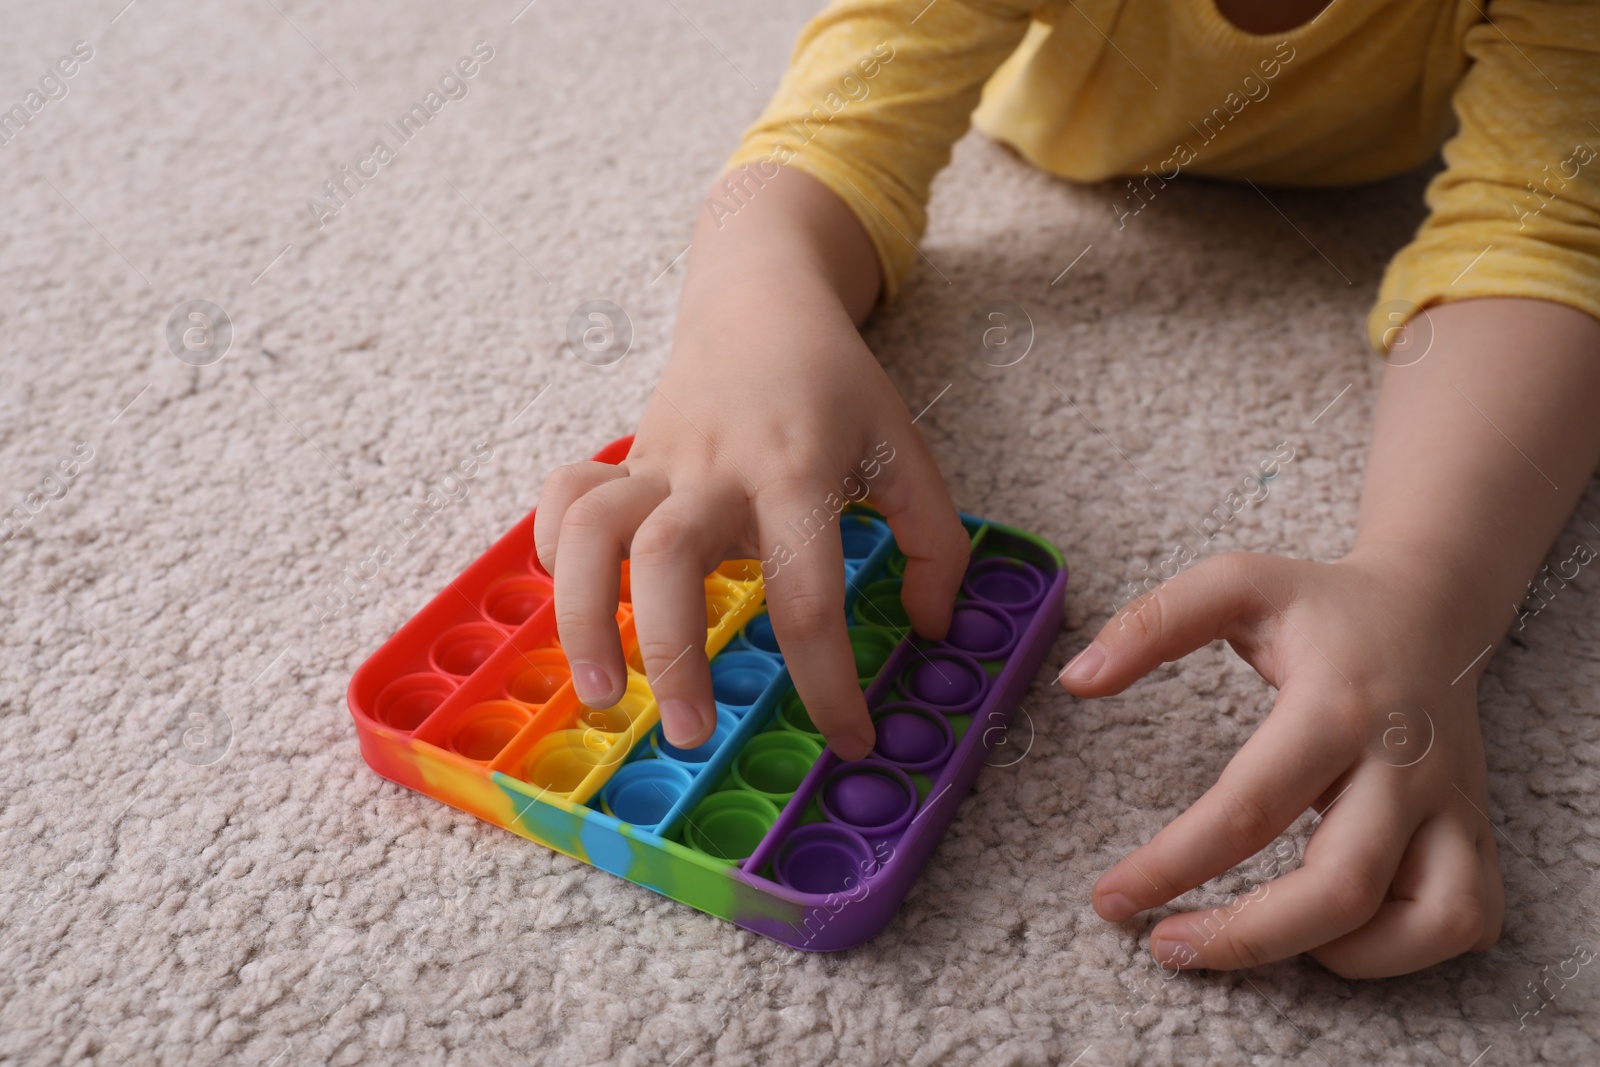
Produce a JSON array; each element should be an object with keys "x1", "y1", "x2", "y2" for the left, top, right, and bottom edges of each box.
[{"x1": 533, "y1": 0, "x2": 1600, "y2": 978}]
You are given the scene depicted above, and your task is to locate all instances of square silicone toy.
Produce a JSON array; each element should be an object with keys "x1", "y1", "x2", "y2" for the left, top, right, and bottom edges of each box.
[{"x1": 347, "y1": 436, "x2": 1066, "y2": 950}]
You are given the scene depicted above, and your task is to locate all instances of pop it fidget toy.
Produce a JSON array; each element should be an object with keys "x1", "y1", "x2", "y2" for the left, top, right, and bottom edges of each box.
[{"x1": 348, "y1": 435, "x2": 1067, "y2": 950}]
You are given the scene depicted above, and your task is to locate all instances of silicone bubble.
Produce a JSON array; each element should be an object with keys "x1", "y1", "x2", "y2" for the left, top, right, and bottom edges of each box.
[
  {"x1": 820, "y1": 763, "x2": 918, "y2": 835},
  {"x1": 840, "y1": 517, "x2": 886, "y2": 563},
  {"x1": 710, "y1": 651, "x2": 781, "y2": 715},
  {"x1": 731, "y1": 732, "x2": 823, "y2": 802},
  {"x1": 449, "y1": 701, "x2": 531, "y2": 762},
  {"x1": 871, "y1": 702, "x2": 955, "y2": 773},
  {"x1": 683, "y1": 790, "x2": 779, "y2": 864},
  {"x1": 740, "y1": 613, "x2": 783, "y2": 658},
  {"x1": 716, "y1": 560, "x2": 763, "y2": 584},
  {"x1": 375, "y1": 673, "x2": 455, "y2": 732},
  {"x1": 430, "y1": 623, "x2": 504, "y2": 678},
  {"x1": 521, "y1": 729, "x2": 612, "y2": 795},
  {"x1": 651, "y1": 709, "x2": 735, "y2": 771},
  {"x1": 601, "y1": 760, "x2": 692, "y2": 828},
  {"x1": 942, "y1": 602, "x2": 1018, "y2": 660},
  {"x1": 777, "y1": 690, "x2": 822, "y2": 738},
  {"x1": 505, "y1": 649, "x2": 571, "y2": 705},
  {"x1": 483, "y1": 576, "x2": 552, "y2": 629},
  {"x1": 574, "y1": 702, "x2": 633, "y2": 736},
  {"x1": 852, "y1": 579, "x2": 909, "y2": 633},
  {"x1": 774, "y1": 823, "x2": 878, "y2": 896},
  {"x1": 848, "y1": 626, "x2": 899, "y2": 685},
  {"x1": 886, "y1": 551, "x2": 907, "y2": 579},
  {"x1": 577, "y1": 671, "x2": 656, "y2": 743},
  {"x1": 962, "y1": 557, "x2": 1047, "y2": 614},
  {"x1": 900, "y1": 650, "x2": 988, "y2": 715}
]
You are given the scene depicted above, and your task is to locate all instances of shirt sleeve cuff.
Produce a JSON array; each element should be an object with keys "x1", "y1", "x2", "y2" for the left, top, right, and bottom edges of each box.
[
  {"x1": 1370, "y1": 230, "x2": 1600, "y2": 353},
  {"x1": 723, "y1": 143, "x2": 921, "y2": 311}
]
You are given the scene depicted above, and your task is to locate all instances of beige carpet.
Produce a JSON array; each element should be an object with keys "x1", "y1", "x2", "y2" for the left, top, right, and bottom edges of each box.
[{"x1": 3, "y1": 0, "x2": 1598, "y2": 1063}]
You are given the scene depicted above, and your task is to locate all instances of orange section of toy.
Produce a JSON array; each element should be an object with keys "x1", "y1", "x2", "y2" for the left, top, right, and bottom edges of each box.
[{"x1": 348, "y1": 491, "x2": 767, "y2": 809}]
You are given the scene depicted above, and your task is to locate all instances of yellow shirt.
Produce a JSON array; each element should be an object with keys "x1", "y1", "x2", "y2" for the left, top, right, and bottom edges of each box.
[{"x1": 723, "y1": 0, "x2": 1600, "y2": 352}]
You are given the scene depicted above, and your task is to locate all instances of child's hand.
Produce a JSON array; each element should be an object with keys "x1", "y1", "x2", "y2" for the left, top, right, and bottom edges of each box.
[
  {"x1": 1061, "y1": 550, "x2": 1505, "y2": 978},
  {"x1": 535, "y1": 170, "x2": 970, "y2": 759}
]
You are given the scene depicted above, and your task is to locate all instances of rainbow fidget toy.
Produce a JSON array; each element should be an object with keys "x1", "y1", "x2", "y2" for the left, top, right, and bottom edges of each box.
[{"x1": 348, "y1": 436, "x2": 1067, "y2": 950}]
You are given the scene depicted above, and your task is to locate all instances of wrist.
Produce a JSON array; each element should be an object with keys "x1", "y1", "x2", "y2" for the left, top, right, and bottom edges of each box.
[
  {"x1": 685, "y1": 166, "x2": 881, "y2": 324},
  {"x1": 672, "y1": 267, "x2": 862, "y2": 370},
  {"x1": 1338, "y1": 540, "x2": 1517, "y2": 659},
  {"x1": 1331, "y1": 543, "x2": 1516, "y2": 684}
]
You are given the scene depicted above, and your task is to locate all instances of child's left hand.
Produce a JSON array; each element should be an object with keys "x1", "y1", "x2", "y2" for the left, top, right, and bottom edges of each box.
[{"x1": 1059, "y1": 549, "x2": 1505, "y2": 978}]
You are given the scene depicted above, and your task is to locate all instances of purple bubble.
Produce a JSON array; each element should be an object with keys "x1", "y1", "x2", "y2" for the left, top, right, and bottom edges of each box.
[
  {"x1": 774, "y1": 823, "x2": 878, "y2": 896},
  {"x1": 821, "y1": 764, "x2": 917, "y2": 834},
  {"x1": 901, "y1": 650, "x2": 987, "y2": 715},
  {"x1": 943, "y1": 603, "x2": 1017, "y2": 659},
  {"x1": 872, "y1": 703, "x2": 954, "y2": 773},
  {"x1": 963, "y1": 557, "x2": 1046, "y2": 613}
]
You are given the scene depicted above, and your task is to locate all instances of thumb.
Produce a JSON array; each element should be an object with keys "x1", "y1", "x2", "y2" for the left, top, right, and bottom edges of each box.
[{"x1": 1058, "y1": 553, "x2": 1285, "y2": 697}]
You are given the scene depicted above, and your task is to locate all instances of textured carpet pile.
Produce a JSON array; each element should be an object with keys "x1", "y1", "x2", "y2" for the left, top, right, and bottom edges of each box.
[{"x1": 2, "y1": 1, "x2": 1598, "y2": 1063}]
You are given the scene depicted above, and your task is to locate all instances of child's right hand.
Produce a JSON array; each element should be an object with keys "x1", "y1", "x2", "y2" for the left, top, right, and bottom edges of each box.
[{"x1": 534, "y1": 167, "x2": 971, "y2": 759}]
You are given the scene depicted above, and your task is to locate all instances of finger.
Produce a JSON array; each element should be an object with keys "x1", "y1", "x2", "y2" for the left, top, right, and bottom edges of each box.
[
  {"x1": 553, "y1": 470, "x2": 667, "y2": 707},
  {"x1": 1093, "y1": 682, "x2": 1349, "y2": 920},
  {"x1": 759, "y1": 484, "x2": 872, "y2": 760},
  {"x1": 1148, "y1": 772, "x2": 1410, "y2": 971},
  {"x1": 865, "y1": 433, "x2": 970, "y2": 639},
  {"x1": 1059, "y1": 553, "x2": 1288, "y2": 697},
  {"x1": 1475, "y1": 830, "x2": 1505, "y2": 950},
  {"x1": 630, "y1": 481, "x2": 748, "y2": 748},
  {"x1": 1310, "y1": 816, "x2": 1500, "y2": 978},
  {"x1": 535, "y1": 461, "x2": 629, "y2": 575}
]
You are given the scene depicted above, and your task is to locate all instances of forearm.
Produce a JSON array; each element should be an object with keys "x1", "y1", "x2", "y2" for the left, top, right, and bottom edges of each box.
[
  {"x1": 676, "y1": 165, "x2": 882, "y2": 341},
  {"x1": 1348, "y1": 298, "x2": 1600, "y2": 665}
]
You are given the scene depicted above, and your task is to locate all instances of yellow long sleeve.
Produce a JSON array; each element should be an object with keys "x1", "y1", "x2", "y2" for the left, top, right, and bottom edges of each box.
[
  {"x1": 724, "y1": 0, "x2": 1036, "y2": 306},
  {"x1": 1372, "y1": 0, "x2": 1600, "y2": 351},
  {"x1": 725, "y1": 0, "x2": 1600, "y2": 350}
]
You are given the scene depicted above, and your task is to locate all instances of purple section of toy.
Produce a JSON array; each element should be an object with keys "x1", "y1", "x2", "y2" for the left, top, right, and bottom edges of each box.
[{"x1": 719, "y1": 528, "x2": 1064, "y2": 950}]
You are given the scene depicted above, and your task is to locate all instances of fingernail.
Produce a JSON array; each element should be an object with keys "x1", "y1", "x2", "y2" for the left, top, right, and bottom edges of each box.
[
  {"x1": 659, "y1": 699, "x2": 709, "y2": 749},
  {"x1": 1058, "y1": 642, "x2": 1106, "y2": 687},
  {"x1": 1098, "y1": 892, "x2": 1138, "y2": 922},
  {"x1": 570, "y1": 660, "x2": 616, "y2": 706},
  {"x1": 830, "y1": 728, "x2": 875, "y2": 762},
  {"x1": 1152, "y1": 933, "x2": 1199, "y2": 971}
]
